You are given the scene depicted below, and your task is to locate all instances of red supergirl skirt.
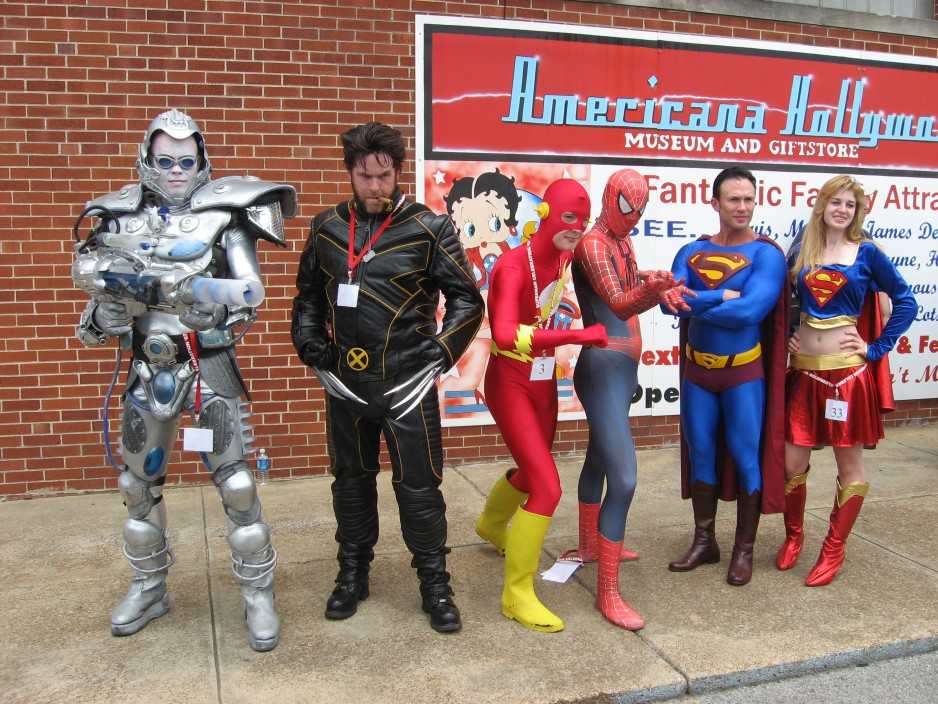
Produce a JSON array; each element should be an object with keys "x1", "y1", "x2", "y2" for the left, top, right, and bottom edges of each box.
[{"x1": 786, "y1": 364, "x2": 884, "y2": 448}]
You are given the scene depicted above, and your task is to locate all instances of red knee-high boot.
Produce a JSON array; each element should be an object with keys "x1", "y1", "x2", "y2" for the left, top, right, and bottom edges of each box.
[
  {"x1": 805, "y1": 479, "x2": 869, "y2": 587},
  {"x1": 776, "y1": 468, "x2": 809, "y2": 571},
  {"x1": 560, "y1": 502, "x2": 639, "y2": 562},
  {"x1": 595, "y1": 534, "x2": 644, "y2": 631}
]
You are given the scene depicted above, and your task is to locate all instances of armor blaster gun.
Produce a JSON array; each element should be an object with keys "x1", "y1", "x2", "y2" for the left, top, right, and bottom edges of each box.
[{"x1": 72, "y1": 247, "x2": 265, "y2": 320}]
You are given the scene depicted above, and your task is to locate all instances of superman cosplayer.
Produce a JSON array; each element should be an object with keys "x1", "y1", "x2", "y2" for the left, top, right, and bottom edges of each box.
[
  {"x1": 560, "y1": 168, "x2": 686, "y2": 630},
  {"x1": 475, "y1": 179, "x2": 608, "y2": 632},
  {"x1": 777, "y1": 175, "x2": 915, "y2": 587},
  {"x1": 664, "y1": 166, "x2": 787, "y2": 587}
]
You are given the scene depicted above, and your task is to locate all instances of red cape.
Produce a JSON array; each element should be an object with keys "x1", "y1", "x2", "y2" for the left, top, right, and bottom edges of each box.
[
  {"x1": 858, "y1": 292, "x2": 895, "y2": 415},
  {"x1": 678, "y1": 236, "x2": 788, "y2": 515}
]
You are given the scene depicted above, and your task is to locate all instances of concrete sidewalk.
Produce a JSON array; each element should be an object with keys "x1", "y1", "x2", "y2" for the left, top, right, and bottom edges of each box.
[{"x1": 3, "y1": 425, "x2": 937, "y2": 704}]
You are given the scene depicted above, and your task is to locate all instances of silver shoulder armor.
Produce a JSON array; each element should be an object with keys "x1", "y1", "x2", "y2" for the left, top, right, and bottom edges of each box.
[
  {"x1": 190, "y1": 176, "x2": 296, "y2": 246},
  {"x1": 86, "y1": 184, "x2": 144, "y2": 214}
]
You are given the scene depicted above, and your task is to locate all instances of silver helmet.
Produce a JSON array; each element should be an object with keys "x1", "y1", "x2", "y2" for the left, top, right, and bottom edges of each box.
[{"x1": 136, "y1": 109, "x2": 212, "y2": 207}]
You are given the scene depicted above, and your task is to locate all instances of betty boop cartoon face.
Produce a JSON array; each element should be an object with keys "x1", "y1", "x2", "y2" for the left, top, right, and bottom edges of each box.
[{"x1": 446, "y1": 169, "x2": 522, "y2": 259}]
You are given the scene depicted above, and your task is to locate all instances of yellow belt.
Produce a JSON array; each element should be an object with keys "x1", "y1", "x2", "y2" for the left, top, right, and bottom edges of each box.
[
  {"x1": 490, "y1": 340, "x2": 533, "y2": 364},
  {"x1": 792, "y1": 351, "x2": 866, "y2": 371},
  {"x1": 803, "y1": 314, "x2": 858, "y2": 330},
  {"x1": 685, "y1": 342, "x2": 762, "y2": 370},
  {"x1": 490, "y1": 340, "x2": 564, "y2": 379}
]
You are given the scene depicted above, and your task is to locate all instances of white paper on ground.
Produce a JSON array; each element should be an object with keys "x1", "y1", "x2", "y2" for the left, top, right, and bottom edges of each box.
[{"x1": 540, "y1": 558, "x2": 582, "y2": 583}]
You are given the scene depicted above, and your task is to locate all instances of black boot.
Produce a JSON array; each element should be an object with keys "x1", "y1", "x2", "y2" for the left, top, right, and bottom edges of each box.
[
  {"x1": 325, "y1": 541, "x2": 372, "y2": 619},
  {"x1": 326, "y1": 474, "x2": 378, "y2": 620},
  {"x1": 415, "y1": 553, "x2": 462, "y2": 633},
  {"x1": 395, "y1": 483, "x2": 461, "y2": 633},
  {"x1": 669, "y1": 481, "x2": 721, "y2": 572}
]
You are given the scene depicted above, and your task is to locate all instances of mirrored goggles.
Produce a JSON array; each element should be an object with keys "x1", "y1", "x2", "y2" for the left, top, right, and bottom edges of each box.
[{"x1": 153, "y1": 155, "x2": 198, "y2": 171}]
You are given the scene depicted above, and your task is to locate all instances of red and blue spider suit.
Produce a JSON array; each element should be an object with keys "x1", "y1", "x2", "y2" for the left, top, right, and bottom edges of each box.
[
  {"x1": 561, "y1": 168, "x2": 682, "y2": 630},
  {"x1": 665, "y1": 234, "x2": 788, "y2": 587},
  {"x1": 475, "y1": 178, "x2": 607, "y2": 633},
  {"x1": 777, "y1": 239, "x2": 915, "y2": 585}
]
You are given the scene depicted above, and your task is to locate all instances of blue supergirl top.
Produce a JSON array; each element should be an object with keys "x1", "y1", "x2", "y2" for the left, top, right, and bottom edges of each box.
[{"x1": 796, "y1": 240, "x2": 916, "y2": 361}]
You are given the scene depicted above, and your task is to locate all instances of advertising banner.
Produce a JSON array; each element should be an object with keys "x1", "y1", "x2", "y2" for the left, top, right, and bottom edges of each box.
[{"x1": 416, "y1": 16, "x2": 938, "y2": 426}]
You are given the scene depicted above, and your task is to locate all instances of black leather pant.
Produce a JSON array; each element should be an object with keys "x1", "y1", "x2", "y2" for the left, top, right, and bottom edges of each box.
[{"x1": 325, "y1": 376, "x2": 450, "y2": 596}]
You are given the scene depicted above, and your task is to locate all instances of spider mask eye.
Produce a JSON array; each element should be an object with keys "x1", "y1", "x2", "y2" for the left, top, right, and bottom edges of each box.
[{"x1": 618, "y1": 193, "x2": 633, "y2": 215}]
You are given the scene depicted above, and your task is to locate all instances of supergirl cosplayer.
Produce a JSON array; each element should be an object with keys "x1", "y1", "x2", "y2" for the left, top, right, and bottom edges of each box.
[
  {"x1": 475, "y1": 179, "x2": 608, "y2": 633},
  {"x1": 778, "y1": 175, "x2": 916, "y2": 586}
]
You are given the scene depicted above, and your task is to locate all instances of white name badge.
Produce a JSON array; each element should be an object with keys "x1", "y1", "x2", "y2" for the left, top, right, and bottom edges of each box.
[
  {"x1": 825, "y1": 398, "x2": 848, "y2": 423},
  {"x1": 183, "y1": 427, "x2": 214, "y2": 452},
  {"x1": 530, "y1": 356, "x2": 555, "y2": 381},
  {"x1": 337, "y1": 283, "x2": 360, "y2": 307}
]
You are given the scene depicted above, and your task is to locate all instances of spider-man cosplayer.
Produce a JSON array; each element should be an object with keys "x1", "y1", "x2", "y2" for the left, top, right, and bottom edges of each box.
[
  {"x1": 664, "y1": 167, "x2": 788, "y2": 587},
  {"x1": 475, "y1": 178, "x2": 608, "y2": 633},
  {"x1": 560, "y1": 168, "x2": 684, "y2": 630}
]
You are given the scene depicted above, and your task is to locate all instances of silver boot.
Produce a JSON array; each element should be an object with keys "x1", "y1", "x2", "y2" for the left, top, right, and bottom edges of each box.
[
  {"x1": 111, "y1": 513, "x2": 174, "y2": 636},
  {"x1": 229, "y1": 522, "x2": 280, "y2": 651}
]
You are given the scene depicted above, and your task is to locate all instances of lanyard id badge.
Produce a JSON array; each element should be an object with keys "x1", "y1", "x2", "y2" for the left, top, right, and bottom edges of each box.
[
  {"x1": 530, "y1": 356, "x2": 555, "y2": 381},
  {"x1": 824, "y1": 398, "x2": 848, "y2": 423},
  {"x1": 337, "y1": 283, "x2": 360, "y2": 307},
  {"x1": 183, "y1": 427, "x2": 214, "y2": 452},
  {"x1": 181, "y1": 332, "x2": 214, "y2": 452}
]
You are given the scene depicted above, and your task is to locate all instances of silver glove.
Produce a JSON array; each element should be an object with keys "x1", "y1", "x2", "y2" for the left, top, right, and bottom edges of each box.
[
  {"x1": 179, "y1": 301, "x2": 226, "y2": 331},
  {"x1": 92, "y1": 301, "x2": 134, "y2": 336}
]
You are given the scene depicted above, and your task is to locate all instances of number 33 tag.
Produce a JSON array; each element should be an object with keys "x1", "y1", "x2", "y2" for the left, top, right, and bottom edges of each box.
[
  {"x1": 530, "y1": 356, "x2": 555, "y2": 381},
  {"x1": 825, "y1": 398, "x2": 848, "y2": 423}
]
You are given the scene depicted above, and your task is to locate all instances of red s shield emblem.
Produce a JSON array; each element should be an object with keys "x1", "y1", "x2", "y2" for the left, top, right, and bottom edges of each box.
[
  {"x1": 804, "y1": 269, "x2": 848, "y2": 307},
  {"x1": 688, "y1": 252, "x2": 752, "y2": 289}
]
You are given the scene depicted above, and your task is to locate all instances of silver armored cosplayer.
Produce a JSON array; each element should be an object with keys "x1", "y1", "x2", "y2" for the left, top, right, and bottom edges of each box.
[{"x1": 72, "y1": 109, "x2": 296, "y2": 651}]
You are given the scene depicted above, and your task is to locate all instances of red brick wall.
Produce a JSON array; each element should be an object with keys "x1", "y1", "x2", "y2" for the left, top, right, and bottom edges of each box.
[{"x1": 2, "y1": 1, "x2": 936, "y2": 499}]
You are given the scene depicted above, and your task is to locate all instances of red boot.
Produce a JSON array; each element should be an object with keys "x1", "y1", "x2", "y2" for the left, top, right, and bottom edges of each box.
[
  {"x1": 561, "y1": 502, "x2": 639, "y2": 563},
  {"x1": 805, "y1": 480, "x2": 869, "y2": 587},
  {"x1": 596, "y1": 534, "x2": 644, "y2": 631},
  {"x1": 776, "y1": 469, "x2": 809, "y2": 571}
]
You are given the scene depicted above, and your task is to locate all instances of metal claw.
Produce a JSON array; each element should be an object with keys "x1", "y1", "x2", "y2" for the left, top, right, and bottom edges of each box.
[
  {"x1": 314, "y1": 368, "x2": 368, "y2": 405},
  {"x1": 312, "y1": 368, "x2": 342, "y2": 398},
  {"x1": 383, "y1": 361, "x2": 439, "y2": 396},
  {"x1": 392, "y1": 368, "x2": 441, "y2": 420},
  {"x1": 389, "y1": 364, "x2": 442, "y2": 410},
  {"x1": 322, "y1": 370, "x2": 369, "y2": 405}
]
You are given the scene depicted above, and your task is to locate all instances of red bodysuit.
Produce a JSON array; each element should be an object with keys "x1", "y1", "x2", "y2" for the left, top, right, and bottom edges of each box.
[{"x1": 485, "y1": 179, "x2": 607, "y2": 517}]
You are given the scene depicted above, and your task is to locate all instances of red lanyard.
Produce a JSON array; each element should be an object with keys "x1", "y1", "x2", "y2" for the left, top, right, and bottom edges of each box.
[
  {"x1": 184, "y1": 332, "x2": 201, "y2": 418},
  {"x1": 347, "y1": 207, "x2": 395, "y2": 282}
]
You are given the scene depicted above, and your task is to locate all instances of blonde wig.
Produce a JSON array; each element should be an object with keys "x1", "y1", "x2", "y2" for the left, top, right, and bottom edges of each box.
[{"x1": 790, "y1": 175, "x2": 867, "y2": 282}]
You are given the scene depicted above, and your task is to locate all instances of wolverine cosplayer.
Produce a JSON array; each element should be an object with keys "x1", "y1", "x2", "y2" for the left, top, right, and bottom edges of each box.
[{"x1": 292, "y1": 122, "x2": 484, "y2": 632}]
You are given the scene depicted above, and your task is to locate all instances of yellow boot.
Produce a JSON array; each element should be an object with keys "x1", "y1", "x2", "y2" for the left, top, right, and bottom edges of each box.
[
  {"x1": 501, "y1": 508, "x2": 564, "y2": 633},
  {"x1": 475, "y1": 472, "x2": 527, "y2": 554}
]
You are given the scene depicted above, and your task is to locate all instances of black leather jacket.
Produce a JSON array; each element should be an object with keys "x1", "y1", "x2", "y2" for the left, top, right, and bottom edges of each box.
[{"x1": 292, "y1": 195, "x2": 484, "y2": 382}]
